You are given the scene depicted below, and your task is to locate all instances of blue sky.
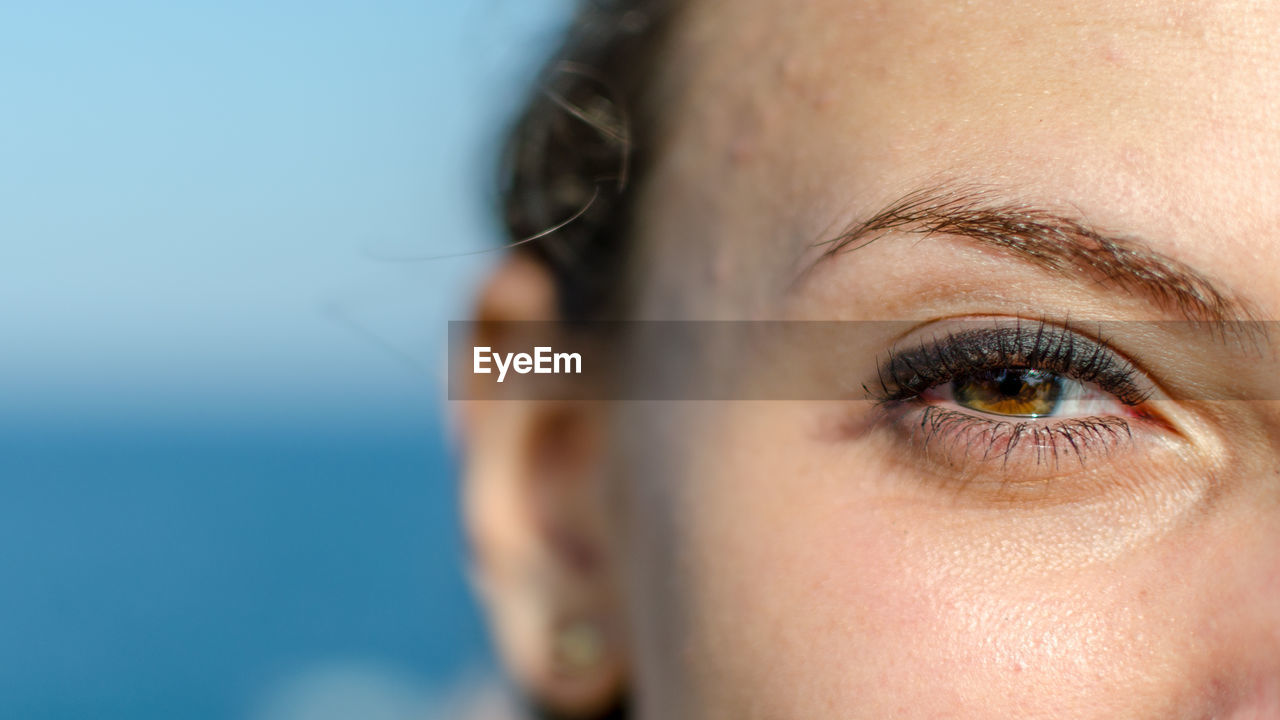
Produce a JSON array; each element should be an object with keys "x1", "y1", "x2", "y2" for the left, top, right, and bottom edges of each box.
[{"x1": 0, "y1": 0, "x2": 570, "y2": 426}]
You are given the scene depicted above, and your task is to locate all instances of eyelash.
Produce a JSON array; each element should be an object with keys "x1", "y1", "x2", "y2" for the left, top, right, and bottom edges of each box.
[{"x1": 867, "y1": 320, "x2": 1154, "y2": 471}]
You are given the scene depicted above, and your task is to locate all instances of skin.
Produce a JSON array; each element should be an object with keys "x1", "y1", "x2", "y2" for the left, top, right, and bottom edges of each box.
[{"x1": 463, "y1": 1, "x2": 1280, "y2": 718}]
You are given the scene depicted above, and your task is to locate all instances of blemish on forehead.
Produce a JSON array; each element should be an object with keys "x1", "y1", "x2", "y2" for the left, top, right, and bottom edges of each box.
[
  {"x1": 779, "y1": 55, "x2": 804, "y2": 84},
  {"x1": 811, "y1": 88, "x2": 837, "y2": 112},
  {"x1": 1098, "y1": 39, "x2": 1126, "y2": 66},
  {"x1": 724, "y1": 96, "x2": 767, "y2": 168},
  {"x1": 727, "y1": 137, "x2": 755, "y2": 167},
  {"x1": 772, "y1": 46, "x2": 845, "y2": 113}
]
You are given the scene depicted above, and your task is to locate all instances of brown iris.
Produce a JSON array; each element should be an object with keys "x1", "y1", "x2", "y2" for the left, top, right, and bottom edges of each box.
[{"x1": 952, "y1": 369, "x2": 1063, "y2": 417}]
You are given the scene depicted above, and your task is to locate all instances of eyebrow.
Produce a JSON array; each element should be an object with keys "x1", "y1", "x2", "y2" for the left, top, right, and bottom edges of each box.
[{"x1": 813, "y1": 184, "x2": 1264, "y2": 326}]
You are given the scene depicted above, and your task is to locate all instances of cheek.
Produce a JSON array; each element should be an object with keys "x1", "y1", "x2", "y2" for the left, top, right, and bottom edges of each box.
[{"x1": 668, "y1": 403, "x2": 1228, "y2": 719}]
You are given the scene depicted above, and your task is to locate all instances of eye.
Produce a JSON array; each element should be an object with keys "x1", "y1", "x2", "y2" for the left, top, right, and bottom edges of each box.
[
  {"x1": 866, "y1": 319, "x2": 1161, "y2": 477},
  {"x1": 920, "y1": 368, "x2": 1133, "y2": 420}
]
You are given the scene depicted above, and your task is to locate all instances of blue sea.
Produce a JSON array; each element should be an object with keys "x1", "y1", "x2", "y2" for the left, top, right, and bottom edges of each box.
[
  {"x1": 0, "y1": 415, "x2": 491, "y2": 719},
  {"x1": 0, "y1": 1, "x2": 574, "y2": 715}
]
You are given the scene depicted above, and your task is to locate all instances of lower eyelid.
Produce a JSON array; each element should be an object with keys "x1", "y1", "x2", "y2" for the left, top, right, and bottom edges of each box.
[
  {"x1": 884, "y1": 404, "x2": 1139, "y2": 476},
  {"x1": 848, "y1": 399, "x2": 1219, "y2": 512}
]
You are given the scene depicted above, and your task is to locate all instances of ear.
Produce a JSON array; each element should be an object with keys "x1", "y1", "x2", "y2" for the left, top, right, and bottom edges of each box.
[{"x1": 456, "y1": 255, "x2": 627, "y2": 718}]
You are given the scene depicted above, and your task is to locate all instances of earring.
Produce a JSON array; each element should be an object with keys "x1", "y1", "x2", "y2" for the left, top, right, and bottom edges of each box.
[{"x1": 553, "y1": 618, "x2": 605, "y2": 673}]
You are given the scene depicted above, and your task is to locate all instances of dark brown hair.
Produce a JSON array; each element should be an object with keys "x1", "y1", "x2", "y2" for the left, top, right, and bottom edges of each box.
[
  {"x1": 499, "y1": 0, "x2": 677, "y2": 322},
  {"x1": 499, "y1": 5, "x2": 677, "y2": 718}
]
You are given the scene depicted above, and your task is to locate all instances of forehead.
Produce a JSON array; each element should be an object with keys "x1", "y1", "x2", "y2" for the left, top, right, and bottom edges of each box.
[{"x1": 636, "y1": 0, "x2": 1280, "y2": 310}]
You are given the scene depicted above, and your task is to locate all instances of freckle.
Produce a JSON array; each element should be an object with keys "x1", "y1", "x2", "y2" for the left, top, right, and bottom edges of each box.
[
  {"x1": 728, "y1": 137, "x2": 755, "y2": 166},
  {"x1": 778, "y1": 54, "x2": 804, "y2": 86},
  {"x1": 725, "y1": 103, "x2": 764, "y2": 167},
  {"x1": 1100, "y1": 41, "x2": 1125, "y2": 65}
]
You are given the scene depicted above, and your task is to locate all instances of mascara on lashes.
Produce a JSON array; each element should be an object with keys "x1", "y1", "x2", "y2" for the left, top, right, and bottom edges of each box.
[{"x1": 869, "y1": 322, "x2": 1150, "y2": 409}]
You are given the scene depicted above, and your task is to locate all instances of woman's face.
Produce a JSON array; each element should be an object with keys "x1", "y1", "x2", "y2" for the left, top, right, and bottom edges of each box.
[
  {"x1": 615, "y1": 0, "x2": 1280, "y2": 717},
  {"x1": 468, "y1": 0, "x2": 1280, "y2": 718}
]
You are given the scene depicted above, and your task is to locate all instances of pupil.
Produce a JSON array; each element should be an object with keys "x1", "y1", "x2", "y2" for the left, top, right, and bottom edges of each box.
[
  {"x1": 951, "y1": 369, "x2": 1064, "y2": 417},
  {"x1": 997, "y1": 370, "x2": 1024, "y2": 397}
]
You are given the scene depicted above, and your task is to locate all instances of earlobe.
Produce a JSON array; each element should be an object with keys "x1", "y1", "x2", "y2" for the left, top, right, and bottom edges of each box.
[{"x1": 458, "y1": 256, "x2": 627, "y2": 717}]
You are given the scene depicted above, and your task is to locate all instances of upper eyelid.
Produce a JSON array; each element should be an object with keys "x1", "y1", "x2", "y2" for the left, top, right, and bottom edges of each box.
[{"x1": 871, "y1": 321, "x2": 1150, "y2": 406}]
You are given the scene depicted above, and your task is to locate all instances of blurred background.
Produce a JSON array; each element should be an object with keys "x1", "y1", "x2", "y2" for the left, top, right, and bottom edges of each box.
[{"x1": 0, "y1": 2, "x2": 572, "y2": 717}]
